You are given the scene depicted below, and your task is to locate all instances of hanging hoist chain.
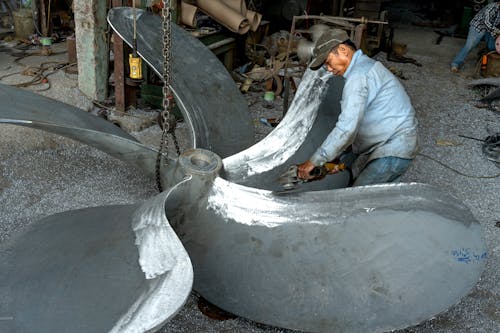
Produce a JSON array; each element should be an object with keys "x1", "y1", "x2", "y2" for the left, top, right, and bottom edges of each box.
[{"x1": 156, "y1": 0, "x2": 181, "y2": 192}]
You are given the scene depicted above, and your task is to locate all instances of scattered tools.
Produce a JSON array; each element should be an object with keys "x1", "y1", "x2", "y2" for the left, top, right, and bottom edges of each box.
[
  {"x1": 387, "y1": 50, "x2": 422, "y2": 67},
  {"x1": 259, "y1": 117, "x2": 280, "y2": 127},
  {"x1": 386, "y1": 27, "x2": 422, "y2": 67},
  {"x1": 459, "y1": 133, "x2": 500, "y2": 164},
  {"x1": 278, "y1": 162, "x2": 346, "y2": 191}
]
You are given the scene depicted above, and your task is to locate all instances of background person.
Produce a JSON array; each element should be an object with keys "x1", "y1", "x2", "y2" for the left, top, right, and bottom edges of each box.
[{"x1": 451, "y1": 2, "x2": 500, "y2": 73}]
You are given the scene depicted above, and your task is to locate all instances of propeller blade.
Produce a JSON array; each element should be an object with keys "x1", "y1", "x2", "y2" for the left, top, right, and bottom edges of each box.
[
  {"x1": 0, "y1": 188, "x2": 193, "y2": 333},
  {"x1": 172, "y1": 149, "x2": 487, "y2": 333},
  {"x1": 107, "y1": 7, "x2": 255, "y2": 158},
  {"x1": 223, "y1": 68, "x2": 350, "y2": 191},
  {"x1": 0, "y1": 83, "x2": 162, "y2": 177}
]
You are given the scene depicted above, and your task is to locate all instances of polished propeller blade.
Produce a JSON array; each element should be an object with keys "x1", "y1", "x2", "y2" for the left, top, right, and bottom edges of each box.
[
  {"x1": 107, "y1": 7, "x2": 255, "y2": 158},
  {"x1": 171, "y1": 149, "x2": 487, "y2": 333},
  {"x1": 0, "y1": 188, "x2": 193, "y2": 333},
  {"x1": 223, "y1": 67, "x2": 350, "y2": 191}
]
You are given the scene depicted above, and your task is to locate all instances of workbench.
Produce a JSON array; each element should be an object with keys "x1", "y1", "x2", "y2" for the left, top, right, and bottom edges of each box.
[{"x1": 197, "y1": 31, "x2": 236, "y2": 70}]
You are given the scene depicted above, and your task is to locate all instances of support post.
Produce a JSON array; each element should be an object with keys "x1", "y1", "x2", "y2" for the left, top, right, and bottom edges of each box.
[
  {"x1": 74, "y1": 0, "x2": 109, "y2": 101},
  {"x1": 40, "y1": 0, "x2": 47, "y2": 36},
  {"x1": 332, "y1": 0, "x2": 340, "y2": 16}
]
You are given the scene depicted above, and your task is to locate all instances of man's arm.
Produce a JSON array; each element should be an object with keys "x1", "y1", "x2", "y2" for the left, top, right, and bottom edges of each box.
[
  {"x1": 297, "y1": 75, "x2": 368, "y2": 180},
  {"x1": 311, "y1": 75, "x2": 369, "y2": 164}
]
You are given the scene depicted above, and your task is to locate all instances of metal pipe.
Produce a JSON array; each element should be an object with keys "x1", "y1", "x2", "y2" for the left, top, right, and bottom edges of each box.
[{"x1": 293, "y1": 14, "x2": 388, "y2": 25}]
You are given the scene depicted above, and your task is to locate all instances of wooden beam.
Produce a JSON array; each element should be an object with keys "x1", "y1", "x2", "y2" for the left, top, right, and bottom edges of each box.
[
  {"x1": 39, "y1": 0, "x2": 47, "y2": 36},
  {"x1": 74, "y1": 0, "x2": 109, "y2": 101}
]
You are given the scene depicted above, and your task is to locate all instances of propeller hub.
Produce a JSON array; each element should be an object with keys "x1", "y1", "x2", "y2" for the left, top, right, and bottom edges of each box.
[{"x1": 179, "y1": 148, "x2": 222, "y2": 180}]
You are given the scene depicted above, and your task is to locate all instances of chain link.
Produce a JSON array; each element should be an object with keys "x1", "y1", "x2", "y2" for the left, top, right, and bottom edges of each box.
[
  {"x1": 162, "y1": 0, "x2": 172, "y2": 115},
  {"x1": 155, "y1": 128, "x2": 169, "y2": 192},
  {"x1": 155, "y1": 0, "x2": 181, "y2": 192}
]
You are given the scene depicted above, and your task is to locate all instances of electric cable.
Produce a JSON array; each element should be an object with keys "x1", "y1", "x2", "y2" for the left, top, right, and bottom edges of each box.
[{"x1": 0, "y1": 59, "x2": 75, "y2": 91}]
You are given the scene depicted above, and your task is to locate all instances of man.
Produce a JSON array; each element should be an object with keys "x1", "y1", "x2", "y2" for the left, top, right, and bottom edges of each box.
[
  {"x1": 451, "y1": 2, "x2": 500, "y2": 72},
  {"x1": 297, "y1": 29, "x2": 418, "y2": 186}
]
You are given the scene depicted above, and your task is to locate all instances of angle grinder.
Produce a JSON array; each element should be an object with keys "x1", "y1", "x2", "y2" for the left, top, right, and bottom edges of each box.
[{"x1": 279, "y1": 162, "x2": 346, "y2": 191}]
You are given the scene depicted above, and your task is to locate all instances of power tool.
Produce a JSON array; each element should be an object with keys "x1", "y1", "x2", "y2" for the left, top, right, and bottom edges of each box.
[{"x1": 278, "y1": 162, "x2": 346, "y2": 191}]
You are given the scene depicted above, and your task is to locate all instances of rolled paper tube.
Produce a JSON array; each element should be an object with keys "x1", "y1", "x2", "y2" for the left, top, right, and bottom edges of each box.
[
  {"x1": 181, "y1": 1, "x2": 198, "y2": 28},
  {"x1": 245, "y1": 10, "x2": 262, "y2": 32},
  {"x1": 197, "y1": 0, "x2": 250, "y2": 34},
  {"x1": 221, "y1": 0, "x2": 247, "y2": 15}
]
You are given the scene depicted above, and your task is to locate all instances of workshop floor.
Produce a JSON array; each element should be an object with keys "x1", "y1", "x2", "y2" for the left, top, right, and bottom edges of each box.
[{"x1": 0, "y1": 24, "x2": 499, "y2": 333}]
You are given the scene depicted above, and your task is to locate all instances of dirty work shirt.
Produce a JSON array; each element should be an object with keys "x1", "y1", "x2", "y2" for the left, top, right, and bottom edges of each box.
[
  {"x1": 469, "y1": 2, "x2": 500, "y2": 35},
  {"x1": 310, "y1": 49, "x2": 418, "y2": 177}
]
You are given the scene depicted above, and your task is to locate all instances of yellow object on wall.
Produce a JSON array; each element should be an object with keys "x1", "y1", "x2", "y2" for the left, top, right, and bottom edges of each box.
[{"x1": 129, "y1": 54, "x2": 142, "y2": 80}]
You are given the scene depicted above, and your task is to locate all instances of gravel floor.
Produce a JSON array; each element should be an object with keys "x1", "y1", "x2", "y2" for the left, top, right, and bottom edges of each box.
[{"x1": 0, "y1": 24, "x2": 499, "y2": 333}]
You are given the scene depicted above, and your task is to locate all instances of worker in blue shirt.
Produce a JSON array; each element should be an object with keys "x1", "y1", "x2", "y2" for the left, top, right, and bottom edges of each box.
[
  {"x1": 451, "y1": 2, "x2": 500, "y2": 73},
  {"x1": 297, "y1": 29, "x2": 418, "y2": 186}
]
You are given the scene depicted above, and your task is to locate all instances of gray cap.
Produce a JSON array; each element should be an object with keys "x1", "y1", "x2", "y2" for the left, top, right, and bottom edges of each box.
[{"x1": 308, "y1": 29, "x2": 349, "y2": 69}]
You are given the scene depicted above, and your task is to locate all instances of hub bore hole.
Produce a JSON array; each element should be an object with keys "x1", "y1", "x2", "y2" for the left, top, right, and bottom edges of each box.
[{"x1": 190, "y1": 155, "x2": 210, "y2": 168}]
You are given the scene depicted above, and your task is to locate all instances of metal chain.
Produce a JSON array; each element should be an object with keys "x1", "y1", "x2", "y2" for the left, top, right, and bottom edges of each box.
[
  {"x1": 172, "y1": 129, "x2": 181, "y2": 155},
  {"x1": 155, "y1": 112, "x2": 169, "y2": 193},
  {"x1": 155, "y1": 1, "x2": 171, "y2": 192},
  {"x1": 155, "y1": 0, "x2": 181, "y2": 192},
  {"x1": 162, "y1": 1, "x2": 172, "y2": 117}
]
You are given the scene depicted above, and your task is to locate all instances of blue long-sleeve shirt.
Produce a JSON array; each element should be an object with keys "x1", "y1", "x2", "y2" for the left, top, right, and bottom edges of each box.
[{"x1": 310, "y1": 50, "x2": 418, "y2": 176}]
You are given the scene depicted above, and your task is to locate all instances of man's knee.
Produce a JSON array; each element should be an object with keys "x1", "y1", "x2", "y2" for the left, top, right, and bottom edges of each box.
[{"x1": 352, "y1": 157, "x2": 411, "y2": 187}]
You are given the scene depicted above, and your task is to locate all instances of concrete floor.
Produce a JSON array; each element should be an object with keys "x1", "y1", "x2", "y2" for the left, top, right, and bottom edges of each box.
[{"x1": 0, "y1": 24, "x2": 499, "y2": 333}]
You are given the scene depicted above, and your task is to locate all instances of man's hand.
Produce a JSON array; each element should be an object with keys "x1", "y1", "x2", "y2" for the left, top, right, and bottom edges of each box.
[{"x1": 297, "y1": 160, "x2": 316, "y2": 180}]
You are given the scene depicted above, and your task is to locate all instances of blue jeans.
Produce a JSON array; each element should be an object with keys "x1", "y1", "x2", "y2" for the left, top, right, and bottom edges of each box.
[
  {"x1": 451, "y1": 27, "x2": 496, "y2": 68},
  {"x1": 352, "y1": 156, "x2": 412, "y2": 187}
]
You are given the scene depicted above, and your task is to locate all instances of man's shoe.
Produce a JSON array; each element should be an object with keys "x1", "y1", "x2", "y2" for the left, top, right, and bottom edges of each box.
[{"x1": 451, "y1": 66, "x2": 459, "y2": 73}]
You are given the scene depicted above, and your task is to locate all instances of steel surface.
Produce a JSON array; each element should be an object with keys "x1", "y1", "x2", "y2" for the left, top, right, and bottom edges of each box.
[
  {"x1": 223, "y1": 67, "x2": 350, "y2": 190},
  {"x1": 169, "y1": 151, "x2": 487, "y2": 333},
  {"x1": 0, "y1": 191, "x2": 192, "y2": 333},
  {"x1": 107, "y1": 7, "x2": 255, "y2": 158},
  {"x1": 0, "y1": 83, "x2": 165, "y2": 176}
]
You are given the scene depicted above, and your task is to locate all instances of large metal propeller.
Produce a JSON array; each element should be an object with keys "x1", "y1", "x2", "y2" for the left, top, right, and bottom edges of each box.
[{"x1": 0, "y1": 7, "x2": 488, "y2": 333}]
